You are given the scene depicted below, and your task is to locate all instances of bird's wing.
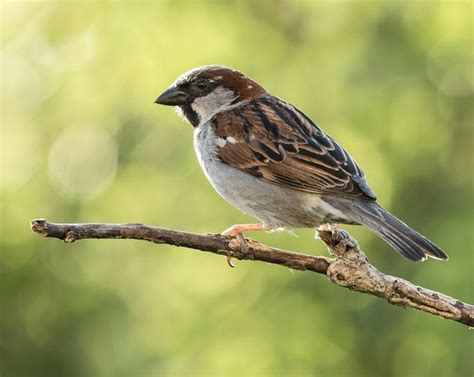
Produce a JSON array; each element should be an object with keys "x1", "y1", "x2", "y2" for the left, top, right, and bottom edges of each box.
[{"x1": 211, "y1": 95, "x2": 376, "y2": 201}]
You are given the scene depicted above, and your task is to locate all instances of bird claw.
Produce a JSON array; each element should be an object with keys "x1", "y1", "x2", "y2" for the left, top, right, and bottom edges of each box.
[
  {"x1": 235, "y1": 233, "x2": 249, "y2": 256},
  {"x1": 316, "y1": 224, "x2": 341, "y2": 255},
  {"x1": 225, "y1": 233, "x2": 249, "y2": 268},
  {"x1": 222, "y1": 224, "x2": 263, "y2": 268},
  {"x1": 226, "y1": 256, "x2": 236, "y2": 268}
]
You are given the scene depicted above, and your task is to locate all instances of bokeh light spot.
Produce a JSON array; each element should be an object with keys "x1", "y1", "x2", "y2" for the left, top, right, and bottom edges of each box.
[
  {"x1": 39, "y1": 26, "x2": 96, "y2": 72},
  {"x1": 48, "y1": 126, "x2": 118, "y2": 198},
  {"x1": 1, "y1": 119, "x2": 39, "y2": 190}
]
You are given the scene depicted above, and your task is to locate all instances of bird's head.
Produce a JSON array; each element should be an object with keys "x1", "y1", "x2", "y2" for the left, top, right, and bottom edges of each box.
[{"x1": 155, "y1": 65, "x2": 266, "y2": 127}]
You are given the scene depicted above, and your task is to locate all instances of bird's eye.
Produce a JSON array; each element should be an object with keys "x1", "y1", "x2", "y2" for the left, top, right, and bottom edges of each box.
[{"x1": 195, "y1": 79, "x2": 209, "y2": 90}]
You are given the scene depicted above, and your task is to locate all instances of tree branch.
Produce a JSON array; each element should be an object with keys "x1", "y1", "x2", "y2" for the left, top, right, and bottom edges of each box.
[{"x1": 30, "y1": 219, "x2": 473, "y2": 327}]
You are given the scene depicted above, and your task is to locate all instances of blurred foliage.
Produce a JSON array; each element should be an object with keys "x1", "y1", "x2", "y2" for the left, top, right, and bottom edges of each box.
[{"x1": 1, "y1": 1, "x2": 473, "y2": 376}]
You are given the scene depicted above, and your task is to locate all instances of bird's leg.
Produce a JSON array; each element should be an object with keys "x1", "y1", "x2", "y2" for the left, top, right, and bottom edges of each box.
[{"x1": 222, "y1": 223, "x2": 264, "y2": 267}]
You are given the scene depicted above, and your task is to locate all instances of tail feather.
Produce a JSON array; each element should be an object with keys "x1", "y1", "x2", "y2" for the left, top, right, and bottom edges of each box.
[{"x1": 337, "y1": 201, "x2": 448, "y2": 261}]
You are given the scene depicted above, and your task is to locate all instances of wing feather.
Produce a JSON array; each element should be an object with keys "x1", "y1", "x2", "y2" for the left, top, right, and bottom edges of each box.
[{"x1": 212, "y1": 95, "x2": 377, "y2": 200}]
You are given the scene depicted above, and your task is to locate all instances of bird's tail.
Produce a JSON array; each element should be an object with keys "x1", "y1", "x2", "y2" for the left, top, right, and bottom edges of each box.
[{"x1": 332, "y1": 200, "x2": 448, "y2": 261}]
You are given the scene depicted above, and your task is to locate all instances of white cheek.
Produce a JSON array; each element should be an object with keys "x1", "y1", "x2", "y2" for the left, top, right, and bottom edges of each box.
[{"x1": 191, "y1": 87, "x2": 236, "y2": 124}]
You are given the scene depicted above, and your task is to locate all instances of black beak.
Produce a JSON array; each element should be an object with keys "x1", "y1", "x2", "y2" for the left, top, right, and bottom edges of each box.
[{"x1": 154, "y1": 86, "x2": 190, "y2": 106}]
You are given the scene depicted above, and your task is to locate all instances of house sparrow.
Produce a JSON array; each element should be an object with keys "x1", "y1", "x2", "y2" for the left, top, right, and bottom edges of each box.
[{"x1": 155, "y1": 65, "x2": 448, "y2": 263}]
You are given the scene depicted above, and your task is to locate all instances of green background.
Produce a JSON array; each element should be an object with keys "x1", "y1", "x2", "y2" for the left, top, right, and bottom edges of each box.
[{"x1": 1, "y1": 1, "x2": 473, "y2": 376}]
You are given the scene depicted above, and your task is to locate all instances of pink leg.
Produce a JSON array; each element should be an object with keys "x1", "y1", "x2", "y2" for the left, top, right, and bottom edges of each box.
[
  {"x1": 223, "y1": 223, "x2": 264, "y2": 236},
  {"x1": 222, "y1": 224, "x2": 264, "y2": 268}
]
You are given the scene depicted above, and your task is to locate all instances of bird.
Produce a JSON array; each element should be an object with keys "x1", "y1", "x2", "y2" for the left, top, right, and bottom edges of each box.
[{"x1": 154, "y1": 65, "x2": 448, "y2": 264}]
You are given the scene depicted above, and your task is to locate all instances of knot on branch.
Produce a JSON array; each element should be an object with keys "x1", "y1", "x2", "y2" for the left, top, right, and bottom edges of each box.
[
  {"x1": 31, "y1": 219, "x2": 78, "y2": 243},
  {"x1": 317, "y1": 228, "x2": 365, "y2": 260},
  {"x1": 319, "y1": 228, "x2": 387, "y2": 295}
]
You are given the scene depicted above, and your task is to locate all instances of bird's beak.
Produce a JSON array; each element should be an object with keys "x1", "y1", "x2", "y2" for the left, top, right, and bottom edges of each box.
[{"x1": 154, "y1": 86, "x2": 190, "y2": 106}]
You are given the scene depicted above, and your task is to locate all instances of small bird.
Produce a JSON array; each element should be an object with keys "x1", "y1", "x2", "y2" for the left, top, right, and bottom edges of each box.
[{"x1": 155, "y1": 65, "x2": 448, "y2": 263}]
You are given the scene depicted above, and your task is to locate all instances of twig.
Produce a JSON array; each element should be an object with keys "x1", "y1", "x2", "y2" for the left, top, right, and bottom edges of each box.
[{"x1": 30, "y1": 219, "x2": 473, "y2": 327}]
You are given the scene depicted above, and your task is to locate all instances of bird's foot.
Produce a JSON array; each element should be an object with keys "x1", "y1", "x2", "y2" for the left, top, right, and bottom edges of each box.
[
  {"x1": 315, "y1": 224, "x2": 341, "y2": 255},
  {"x1": 222, "y1": 223, "x2": 264, "y2": 268},
  {"x1": 315, "y1": 223, "x2": 340, "y2": 239}
]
